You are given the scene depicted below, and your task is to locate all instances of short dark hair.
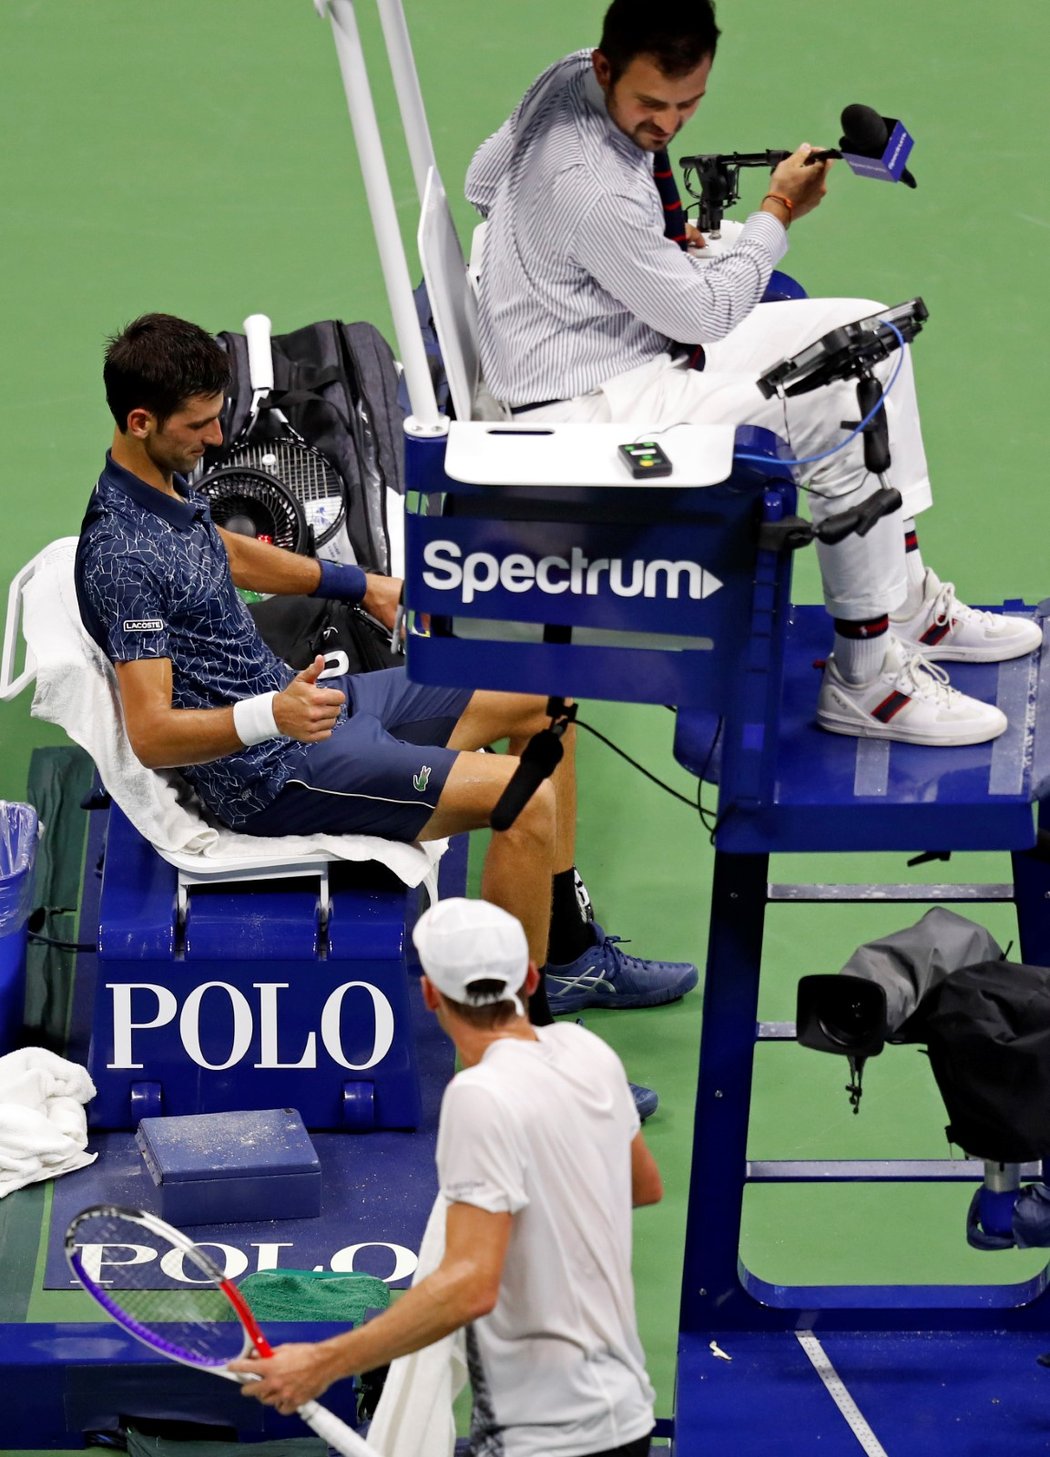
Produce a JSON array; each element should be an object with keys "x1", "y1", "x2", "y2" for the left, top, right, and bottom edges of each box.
[
  {"x1": 441, "y1": 977, "x2": 525, "y2": 1030},
  {"x1": 104, "y1": 312, "x2": 230, "y2": 430},
  {"x1": 598, "y1": 0, "x2": 720, "y2": 84}
]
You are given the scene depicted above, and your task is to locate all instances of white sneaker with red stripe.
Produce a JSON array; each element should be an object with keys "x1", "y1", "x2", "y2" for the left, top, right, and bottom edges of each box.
[
  {"x1": 817, "y1": 637, "x2": 1007, "y2": 746},
  {"x1": 891, "y1": 569, "x2": 1042, "y2": 663}
]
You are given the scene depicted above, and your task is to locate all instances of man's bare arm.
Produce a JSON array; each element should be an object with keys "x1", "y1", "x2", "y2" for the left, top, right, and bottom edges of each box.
[
  {"x1": 631, "y1": 1130, "x2": 663, "y2": 1207},
  {"x1": 229, "y1": 1202, "x2": 512, "y2": 1411},
  {"x1": 115, "y1": 655, "x2": 346, "y2": 768},
  {"x1": 216, "y1": 528, "x2": 403, "y2": 631},
  {"x1": 217, "y1": 528, "x2": 323, "y2": 595}
]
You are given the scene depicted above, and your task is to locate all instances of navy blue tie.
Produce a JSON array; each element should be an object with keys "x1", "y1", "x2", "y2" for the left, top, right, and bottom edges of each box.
[{"x1": 653, "y1": 149, "x2": 704, "y2": 370}]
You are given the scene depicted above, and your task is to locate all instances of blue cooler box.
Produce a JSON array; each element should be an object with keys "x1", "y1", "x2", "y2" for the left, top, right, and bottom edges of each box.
[{"x1": 135, "y1": 1108, "x2": 322, "y2": 1225}]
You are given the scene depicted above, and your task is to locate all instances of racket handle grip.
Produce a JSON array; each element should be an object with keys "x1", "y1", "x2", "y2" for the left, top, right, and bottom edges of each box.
[
  {"x1": 298, "y1": 1398, "x2": 382, "y2": 1456},
  {"x1": 243, "y1": 313, "x2": 275, "y2": 393}
]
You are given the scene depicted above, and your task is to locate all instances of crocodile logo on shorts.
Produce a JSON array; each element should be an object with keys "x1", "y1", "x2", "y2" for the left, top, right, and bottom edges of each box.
[{"x1": 413, "y1": 765, "x2": 433, "y2": 793}]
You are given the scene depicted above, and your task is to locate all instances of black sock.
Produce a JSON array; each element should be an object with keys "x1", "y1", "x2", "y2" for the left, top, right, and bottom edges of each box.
[
  {"x1": 529, "y1": 971, "x2": 554, "y2": 1027},
  {"x1": 546, "y1": 867, "x2": 595, "y2": 967}
]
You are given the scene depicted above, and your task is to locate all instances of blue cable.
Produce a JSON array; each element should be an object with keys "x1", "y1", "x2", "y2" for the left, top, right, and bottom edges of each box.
[{"x1": 735, "y1": 319, "x2": 907, "y2": 470}]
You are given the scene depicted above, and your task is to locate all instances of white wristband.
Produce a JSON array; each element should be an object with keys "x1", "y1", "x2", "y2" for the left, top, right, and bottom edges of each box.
[{"x1": 232, "y1": 692, "x2": 282, "y2": 747}]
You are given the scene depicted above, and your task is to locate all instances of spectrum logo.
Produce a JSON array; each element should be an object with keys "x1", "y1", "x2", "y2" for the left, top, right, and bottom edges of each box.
[{"x1": 421, "y1": 540, "x2": 723, "y2": 605}]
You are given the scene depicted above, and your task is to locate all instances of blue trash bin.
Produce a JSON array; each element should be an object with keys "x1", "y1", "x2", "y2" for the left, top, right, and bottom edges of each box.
[{"x1": 0, "y1": 802, "x2": 39, "y2": 1055}]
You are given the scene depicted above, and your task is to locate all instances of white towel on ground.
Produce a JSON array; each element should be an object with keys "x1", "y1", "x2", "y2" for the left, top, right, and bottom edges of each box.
[
  {"x1": 0, "y1": 1046, "x2": 96, "y2": 1197},
  {"x1": 22, "y1": 539, "x2": 444, "y2": 890},
  {"x1": 367, "y1": 1193, "x2": 466, "y2": 1457}
]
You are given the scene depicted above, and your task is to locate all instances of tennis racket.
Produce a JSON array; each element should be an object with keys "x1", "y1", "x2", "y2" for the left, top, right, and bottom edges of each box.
[
  {"x1": 223, "y1": 313, "x2": 347, "y2": 548},
  {"x1": 66, "y1": 1204, "x2": 381, "y2": 1457}
]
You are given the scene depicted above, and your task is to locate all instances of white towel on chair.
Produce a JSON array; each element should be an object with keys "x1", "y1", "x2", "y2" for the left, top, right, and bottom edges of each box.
[
  {"x1": 367, "y1": 1194, "x2": 467, "y2": 1457},
  {"x1": 0, "y1": 1046, "x2": 96, "y2": 1198},
  {"x1": 23, "y1": 539, "x2": 443, "y2": 889}
]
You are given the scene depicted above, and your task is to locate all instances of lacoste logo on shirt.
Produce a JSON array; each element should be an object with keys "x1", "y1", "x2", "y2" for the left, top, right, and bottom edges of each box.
[
  {"x1": 413, "y1": 765, "x2": 433, "y2": 793},
  {"x1": 123, "y1": 619, "x2": 163, "y2": 632}
]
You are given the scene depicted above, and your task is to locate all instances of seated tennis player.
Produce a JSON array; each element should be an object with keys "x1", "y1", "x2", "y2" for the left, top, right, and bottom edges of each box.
[
  {"x1": 73, "y1": 313, "x2": 696, "y2": 1081},
  {"x1": 233, "y1": 897, "x2": 661, "y2": 1457}
]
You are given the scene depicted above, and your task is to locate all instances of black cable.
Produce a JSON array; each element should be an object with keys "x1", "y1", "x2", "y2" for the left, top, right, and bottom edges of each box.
[
  {"x1": 575, "y1": 715, "x2": 725, "y2": 839},
  {"x1": 645, "y1": 417, "x2": 874, "y2": 504},
  {"x1": 693, "y1": 719, "x2": 725, "y2": 839},
  {"x1": 575, "y1": 718, "x2": 696, "y2": 807},
  {"x1": 28, "y1": 932, "x2": 95, "y2": 953}
]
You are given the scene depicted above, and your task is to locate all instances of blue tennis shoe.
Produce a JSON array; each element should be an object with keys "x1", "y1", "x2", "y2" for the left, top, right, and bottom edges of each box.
[
  {"x1": 630, "y1": 1082, "x2": 660, "y2": 1122},
  {"x1": 544, "y1": 924, "x2": 699, "y2": 1015}
]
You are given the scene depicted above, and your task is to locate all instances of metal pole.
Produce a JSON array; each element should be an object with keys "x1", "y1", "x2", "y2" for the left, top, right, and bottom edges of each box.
[
  {"x1": 374, "y1": 0, "x2": 437, "y2": 204},
  {"x1": 320, "y1": 0, "x2": 445, "y2": 432}
]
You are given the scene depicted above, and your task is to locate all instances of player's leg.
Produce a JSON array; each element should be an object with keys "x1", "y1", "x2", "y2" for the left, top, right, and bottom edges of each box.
[
  {"x1": 445, "y1": 689, "x2": 578, "y2": 878},
  {"x1": 353, "y1": 676, "x2": 580, "y2": 924},
  {"x1": 333, "y1": 675, "x2": 583, "y2": 998},
  {"x1": 417, "y1": 747, "x2": 557, "y2": 970},
  {"x1": 439, "y1": 687, "x2": 697, "y2": 1015}
]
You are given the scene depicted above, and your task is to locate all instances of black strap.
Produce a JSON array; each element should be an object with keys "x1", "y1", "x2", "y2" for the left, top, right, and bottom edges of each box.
[{"x1": 510, "y1": 398, "x2": 561, "y2": 416}]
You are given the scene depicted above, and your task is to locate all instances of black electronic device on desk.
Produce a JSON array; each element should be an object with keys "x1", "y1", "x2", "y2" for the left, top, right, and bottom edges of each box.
[{"x1": 618, "y1": 440, "x2": 673, "y2": 479}]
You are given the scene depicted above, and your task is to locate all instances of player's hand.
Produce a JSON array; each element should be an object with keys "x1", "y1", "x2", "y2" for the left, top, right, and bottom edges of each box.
[
  {"x1": 231, "y1": 1342, "x2": 335, "y2": 1413},
  {"x1": 362, "y1": 573, "x2": 404, "y2": 634},
  {"x1": 274, "y1": 656, "x2": 346, "y2": 742},
  {"x1": 685, "y1": 221, "x2": 707, "y2": 250},
  {"x1": 766, "y1": 143, "x2": 833, "y2": 222}
]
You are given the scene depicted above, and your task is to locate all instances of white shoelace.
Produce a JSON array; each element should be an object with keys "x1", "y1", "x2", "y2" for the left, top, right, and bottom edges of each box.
[
  {"x1": 893, "y1": 646, "x2": 958, "y2": 705},
  {"x1": 927, "y1": 577, "x2": 997, "y2": 632}
]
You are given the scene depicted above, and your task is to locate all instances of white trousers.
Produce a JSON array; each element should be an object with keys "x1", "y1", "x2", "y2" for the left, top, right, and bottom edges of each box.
[{"x1": 527, "y1": 299, "x2": 934, "y2": 620}]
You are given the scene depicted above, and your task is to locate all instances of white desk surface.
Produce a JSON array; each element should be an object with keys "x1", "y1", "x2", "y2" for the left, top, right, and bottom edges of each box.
[{"x1": 444, "y1": 421, "x2": 737, "y2": 489}]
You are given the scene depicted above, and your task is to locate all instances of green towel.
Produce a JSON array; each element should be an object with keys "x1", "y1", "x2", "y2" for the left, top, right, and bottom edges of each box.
[
  {"x1": 126, "y1": 1433, "x2": 325, "y2": 1457},
  {"x1": 237, "y1": 1268, "x2": 391, "y2": 1325}
]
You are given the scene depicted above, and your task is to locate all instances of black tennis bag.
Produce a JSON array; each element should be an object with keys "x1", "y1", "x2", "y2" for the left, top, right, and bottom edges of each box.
[
  {"x1": 918, "y1": 959, "x2": 1050, "y2": 1161},
  {"x1": 207, "y1": 319, "x2": 404, "y2": 575},
  {"x1": 247, "y1": 594, "x2": 401, "y2": 677}
]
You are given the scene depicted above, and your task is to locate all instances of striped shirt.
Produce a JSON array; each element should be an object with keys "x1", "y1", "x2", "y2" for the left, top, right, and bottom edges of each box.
[{"x1": 466, "y1": 50, "x2": 789, "y2": 406}]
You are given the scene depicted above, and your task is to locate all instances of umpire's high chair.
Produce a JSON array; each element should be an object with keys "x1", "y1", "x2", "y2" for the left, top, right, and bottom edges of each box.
[{"x1": 320, "y1": 2, "x2": 1050, "y2": 1450}]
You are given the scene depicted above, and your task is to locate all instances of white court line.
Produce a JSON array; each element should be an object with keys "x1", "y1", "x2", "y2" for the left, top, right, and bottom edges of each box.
[{"x1": 796, "y1": 1331, "x2": 889, "y2": 1456}]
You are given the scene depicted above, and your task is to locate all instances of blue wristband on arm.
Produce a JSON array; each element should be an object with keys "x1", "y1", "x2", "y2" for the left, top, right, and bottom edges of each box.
[{"x1": 312, "y1": 559, "x2": 368, "y2": 604}]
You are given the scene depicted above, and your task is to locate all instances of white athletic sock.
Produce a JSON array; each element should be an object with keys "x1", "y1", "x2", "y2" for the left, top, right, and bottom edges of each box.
[
  {"x1": 897, "y1": 519, "x2": 927, "y2": 615},
  {"x1": 833, "y1": 615, "x2": 890, "y2": 685}
]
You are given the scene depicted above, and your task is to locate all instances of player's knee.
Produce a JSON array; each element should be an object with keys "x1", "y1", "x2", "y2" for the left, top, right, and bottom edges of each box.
[
  {"x1": 491, "y1": 775, "x2": 556, "y2": 847},
  {"x1": 513, "y1": 695, "x2": 557, "y2": 738}
]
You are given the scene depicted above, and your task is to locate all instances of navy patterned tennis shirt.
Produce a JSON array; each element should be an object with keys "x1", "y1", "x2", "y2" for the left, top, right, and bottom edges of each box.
[{"x1": 75, "y1": 453, "x2": 308, "y2": 825}]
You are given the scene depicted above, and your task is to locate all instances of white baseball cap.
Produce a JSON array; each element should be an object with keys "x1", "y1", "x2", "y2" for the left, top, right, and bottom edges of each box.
[{"x1": 412, "y1": 897, "x2": 529, "y2": 1015}]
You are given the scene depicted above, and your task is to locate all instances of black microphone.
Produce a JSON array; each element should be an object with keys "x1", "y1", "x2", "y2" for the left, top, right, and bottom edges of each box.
[
  {"x1": 490, "y1": 727, "x2": 565, "y2": 832},
  {"x1": 804, "y1": 105, "x2": 917, "y2": 187},
  {"x1": 839, "y1": 104, "x2": 917, "y2": 187}
]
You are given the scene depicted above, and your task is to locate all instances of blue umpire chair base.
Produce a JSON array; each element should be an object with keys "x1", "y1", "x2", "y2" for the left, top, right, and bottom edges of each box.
[
  {"x1": 673, "y1": 601, "x2": 1050, "y2": 1453},
  {"x1": 0, "y1": 804, "x2": 469, "y2": 1451},
  {"x1": 86, "y1": 804, "x2": 460, "y2": 1132}
]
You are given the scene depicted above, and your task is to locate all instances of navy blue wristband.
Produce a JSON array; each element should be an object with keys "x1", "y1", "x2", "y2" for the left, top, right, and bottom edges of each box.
[{"x1": 312, "y1": 559, "x2": 368, "y2": 604}]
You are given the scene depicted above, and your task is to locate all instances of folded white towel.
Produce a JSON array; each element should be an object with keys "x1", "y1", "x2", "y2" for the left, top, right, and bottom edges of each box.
[
  {"x1": 22, "y1": 539, "x2": 443, "y2": 891},
  {"x1": 367, "y1": 1194, "x2": 466, "y2": 1457},
  {"x1": 0, "y1": 1046, "x2": 96, "y2": 1198}
]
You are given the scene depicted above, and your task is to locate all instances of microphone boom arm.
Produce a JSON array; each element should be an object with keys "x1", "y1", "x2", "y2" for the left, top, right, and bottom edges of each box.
[{"x1": 679, "y1": 150, "x2": 791, "y2": 234}]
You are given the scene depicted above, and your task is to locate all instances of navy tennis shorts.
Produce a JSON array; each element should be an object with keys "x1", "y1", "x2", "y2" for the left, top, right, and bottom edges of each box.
[{"x1": 241, "y1": 667, "x2": 472, "y2": 841}]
